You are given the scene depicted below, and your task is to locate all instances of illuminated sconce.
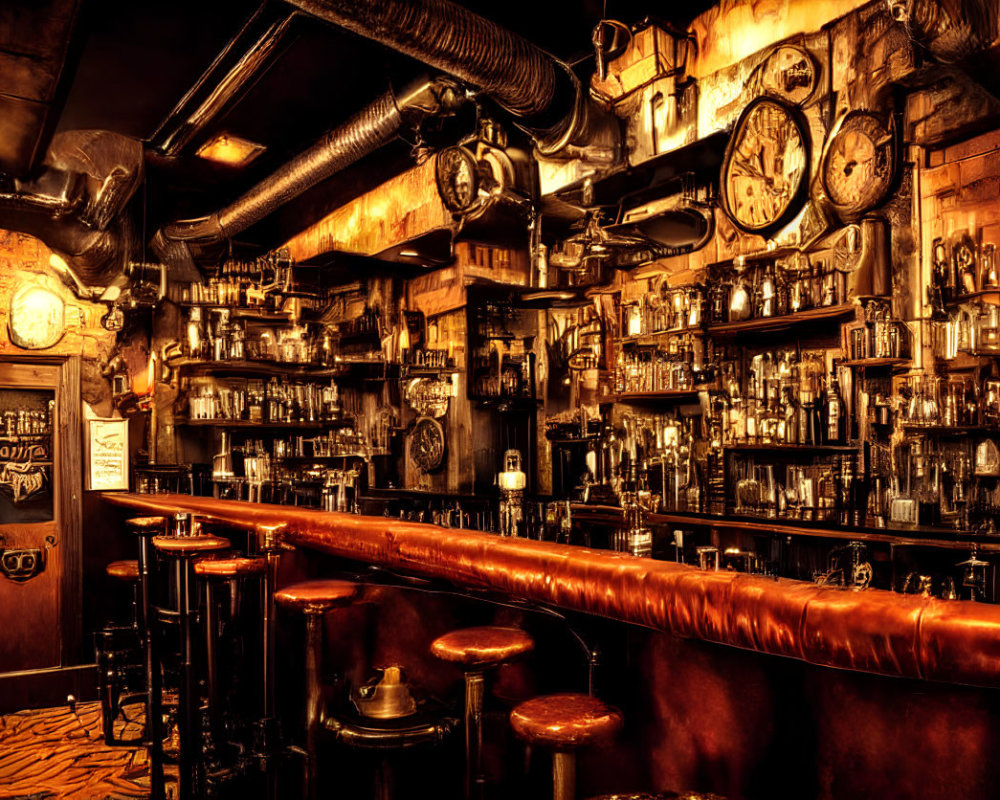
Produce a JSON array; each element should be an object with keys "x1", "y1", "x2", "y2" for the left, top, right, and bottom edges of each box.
[
  {"x1": 196, "y1": 133, "x2": 265, "y2": 167},
  {"x1": 8, "y1": 284, "x2": 65, "y2": 349}
]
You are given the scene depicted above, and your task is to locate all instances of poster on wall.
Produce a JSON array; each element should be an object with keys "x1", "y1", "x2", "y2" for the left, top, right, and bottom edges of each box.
[
  {"x1": 0, "y1": 388, "x2": 54, "y2": 523},
  {"x1": 86, "y1": 418, "x2": 129, "y2": 491}
]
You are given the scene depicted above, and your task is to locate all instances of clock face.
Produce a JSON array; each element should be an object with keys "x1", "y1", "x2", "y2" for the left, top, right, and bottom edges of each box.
[
  {"x1": 8, "y1": 285, "x2": 65, "y2": 350},
  {"x1": 821, "y1": 112, "x2": 895, "y2": 220},
  {"x1": 435, "y1": 147, "x2": 479, "y2": 213},
  {"x1": 721, "y1": 98, "x2": 808, "y2": 235},
  {"x1": 410, "y1": 416, "x2": 445, "y2": 473}
]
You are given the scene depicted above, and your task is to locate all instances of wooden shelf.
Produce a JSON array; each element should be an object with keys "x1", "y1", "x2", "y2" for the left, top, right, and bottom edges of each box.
[
  {"x1": 840, "y1": 357, "x2": 909, "y2": 369},
  {"x1": 175, "y1": 418, "x2": 352, "y2": 430},
  {"x1": 648, "y1": 511, "x2": 1000, "y2": 552},
  {"x1": 901, "y1": 424, "x2": 1000, "y2": 437},
  {"x1": 617, "y1": 328, "x2": 702, "y2": 346},
  {"x1": 606, "y1": 390, "x2": 700, "y2": 404},
  {"x1": 707, "y1": 303, "x2": 856, "y2": 338},
  {"x1": 723, "y1": 442, "x2": 858, "y2": 454},
  {"x1": 945, "y1": 290, "x2": 1000, "y2": 307},
  {"x1": 168, "y1": 358, "x2": 338, "y2": 378},
  {"x1": 568, "y1": 505, "x2": 1000, "y2": 552}
]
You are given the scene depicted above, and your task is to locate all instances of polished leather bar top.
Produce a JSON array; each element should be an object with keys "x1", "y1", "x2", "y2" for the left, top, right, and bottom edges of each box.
[
  {"x1": 511, "y1": 693, "x2": 624, "y2": 749},
  {"x1": 105, "y1": 559, "x2": 140, "y2": 581},
  {"x1": 431, "y1": 626, "x2": 534, "y2": 667},
  {"x1": 102, "y1": 494, "x2": 1000, "y2": 688},
  {"x1": 275, "y1": 579, "x2": 361, "y2": 613}
]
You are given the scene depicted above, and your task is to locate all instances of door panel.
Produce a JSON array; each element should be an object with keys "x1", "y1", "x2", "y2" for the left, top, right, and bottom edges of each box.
[{"x1": 0, "y1": 363, "x2": 63, "y2": 673}]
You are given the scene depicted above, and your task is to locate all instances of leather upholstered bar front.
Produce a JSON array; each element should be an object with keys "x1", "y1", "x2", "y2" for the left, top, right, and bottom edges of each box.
[{"x1": 102, "y1": 493, "x2": 1000, "y2": 688}]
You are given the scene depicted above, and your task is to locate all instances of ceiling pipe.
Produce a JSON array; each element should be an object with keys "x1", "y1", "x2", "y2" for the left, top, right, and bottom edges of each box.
[
  {"x1": 285, "y1": 0, "x2": 610, "y2": 154},
  {"x1": 150, "y1": 5, "x2": 300, "y2": 157},
  {"x1": 153, "y1": 75, "x2": 464, "y2": 262}
]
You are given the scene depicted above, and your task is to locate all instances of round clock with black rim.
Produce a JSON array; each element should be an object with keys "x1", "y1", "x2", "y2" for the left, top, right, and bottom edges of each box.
[
  {"x1": 820, "y1": 111, "x2": 896, "y2": 221},
  {"x1": 410, "y1": 416, "x2": 445, "y2": 473},
  {"x1": 720, "y1": 97, "x2": 809, "y2": 236}
]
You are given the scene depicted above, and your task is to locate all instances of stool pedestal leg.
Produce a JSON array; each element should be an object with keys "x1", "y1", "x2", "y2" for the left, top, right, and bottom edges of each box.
[
  {"x1": 203, "y1": 580, "x2": 222, "y2": 750},
  {"x1": 176, "y1": 557, "x2": 202, "y2": 799},
  {"x1": 553, "y1": 751, "x2": 576, "y2": 800},
  {"x1": 304, "y1": 612, "x2": 324, "y2": 800},
  {"x1": 138, "y1": 535, "x2": 165, "y2": 800},
  {"x1": 464, "y1": 670, "x2": 485, "y2": 800}
]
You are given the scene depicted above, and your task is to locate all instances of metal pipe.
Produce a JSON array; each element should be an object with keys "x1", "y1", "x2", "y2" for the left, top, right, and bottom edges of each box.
[{"x1": 152, "y1": 7, "x2": 299, "y2": 156}]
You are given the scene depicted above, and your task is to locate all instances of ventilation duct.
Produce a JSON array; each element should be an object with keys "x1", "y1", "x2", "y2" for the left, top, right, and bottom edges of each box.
[
  {"x1": 287, "y1": 0, "x2": 614, "y2": 155},
  {"x1": 0, "y1": 129, "x2": 143, "y2": 290},
  {"x1": 153, "y1": 76, "x2": 463, "y2": 268}
]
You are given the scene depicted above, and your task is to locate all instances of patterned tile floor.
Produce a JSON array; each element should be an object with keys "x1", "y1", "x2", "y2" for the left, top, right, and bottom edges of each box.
[{"x1": 0, "y1": 700, "x2": 156, "y2": 800}]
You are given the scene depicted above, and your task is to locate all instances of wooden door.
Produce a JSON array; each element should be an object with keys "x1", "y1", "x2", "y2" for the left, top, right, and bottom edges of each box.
[{"x1": 0, "y1": 359, "x2": 81, "y2": 673}]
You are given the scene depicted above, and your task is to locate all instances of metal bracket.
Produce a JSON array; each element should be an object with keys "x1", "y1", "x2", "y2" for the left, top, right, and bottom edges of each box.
[{"x1": 0, "y1": 535, "x2": 55, "y2": 582}]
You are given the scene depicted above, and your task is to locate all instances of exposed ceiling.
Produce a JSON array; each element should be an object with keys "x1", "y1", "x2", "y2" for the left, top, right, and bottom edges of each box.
[{"x1": 25, "y1": 0, "x2": 718, "y2": 255}]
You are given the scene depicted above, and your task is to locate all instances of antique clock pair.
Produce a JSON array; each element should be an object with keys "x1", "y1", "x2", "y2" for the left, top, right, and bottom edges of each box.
[{"x1": 719, "y1": 45, "x2": 897, "y2": 236}]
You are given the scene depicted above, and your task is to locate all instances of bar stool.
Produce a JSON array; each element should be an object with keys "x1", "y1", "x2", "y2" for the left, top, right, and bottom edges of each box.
[
  {"x1": 193, "y1": 556, "x2": 268, "y2": 768},
  {"x1": 510, "y1": 693, "x2": 623, "y2": 800},
  {"x1": 589, "y1": 792, "x2": 726, "y2": 800},
  {"x1": 153, "y1": 530, "x2": 231, "y2": 800},
  {"x1": 97, "y1": 559, "x2": 142, "y2": 745},
  {"x1": 275, "y1": 579, "x2": 362, "y2": 800},
  {"x1": 586, "y1": 794, "x2": 726, "y2": 799},
  {"x1": 430, "y1": 626, "x2": 534, "y2": 799},
  {"x1": 124, "y1": 515, "x2": 168, "y2": 800}
]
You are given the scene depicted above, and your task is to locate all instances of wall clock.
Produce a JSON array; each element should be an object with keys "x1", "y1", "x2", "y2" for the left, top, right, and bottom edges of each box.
[
  {"x1": 720, "y1": 97, "x2": 809, "y2": 236},
  {"x1": 410, "y1": 416, "x2": 445, "y2": 473},
  {"x1": 8, "y1": 285, "x2": 65, "y2": 350},
  {"x1": 820, "y1": 111, "x2": 896, "y2": 221}
]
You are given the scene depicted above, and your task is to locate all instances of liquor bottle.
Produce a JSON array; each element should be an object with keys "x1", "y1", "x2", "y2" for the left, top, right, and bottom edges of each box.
[{"x1": 825, "y1": 373, "x2": 844, "y2": 445}]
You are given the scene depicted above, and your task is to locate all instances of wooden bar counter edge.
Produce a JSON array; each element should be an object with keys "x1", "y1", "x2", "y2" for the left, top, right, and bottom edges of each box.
[{"x1": 102, "y1": 492, "x2": 1000, "y2": 689}]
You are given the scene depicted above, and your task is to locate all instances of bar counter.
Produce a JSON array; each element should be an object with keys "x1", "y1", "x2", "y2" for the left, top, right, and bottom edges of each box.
[{"x1": 102, "y1": 492, "x2": 1000, "y2": 689}]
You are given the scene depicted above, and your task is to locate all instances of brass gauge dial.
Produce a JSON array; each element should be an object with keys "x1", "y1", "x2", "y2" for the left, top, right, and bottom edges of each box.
[
  {"x1": 435, "y1": 146, "x2": 479, "y2": 213},
  {"x1": 820, "y1": 112, "x2": 895, "y2": 221},
  {"x1": 720, "y1": 97, "x2": 809, "y2": 236},
  {"x1": 410, "y1": 416, "x2": 445, "y2": 473}
]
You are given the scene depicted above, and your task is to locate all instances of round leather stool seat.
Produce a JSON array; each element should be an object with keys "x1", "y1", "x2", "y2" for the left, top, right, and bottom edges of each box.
[
  {"x1": 511, "y1": 693, "x2": 623, "y2": 750},
  {"x1": 106, "y1": 559, "x2": 140, "y2": 581},
  {"x1": 152, "y1": 534, "x2": 230, "y2": 556},
  {"x1": 126, "y1": 516, "x2": 167, "y2": 532},
  {"x1": 587, "y1": 794, "x2": 726, "y2": 800},
  {"x1": 430, "y1": 626, "x2": 534, "y2": 668},
  {"x1": 194, "y1": 556, "x2": 267, "y2": 578},
  {"x1": 275, "y1": 579, "x2": 361, "y2": 614}
]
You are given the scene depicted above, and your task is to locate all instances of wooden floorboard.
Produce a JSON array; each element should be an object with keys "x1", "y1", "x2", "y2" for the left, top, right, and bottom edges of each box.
[{"x1": 0, "y1": 700, "x2": 154, "y2": 799}]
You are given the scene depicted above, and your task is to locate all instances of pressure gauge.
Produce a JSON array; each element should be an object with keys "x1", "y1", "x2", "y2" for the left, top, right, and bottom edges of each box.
[
  {"x1": 720, "y1": 97, "x2": 809, "y2": 236},
  {"x1": 435, "y1": 146, "x2": 479, "y2": 213},
  {"x1": 410, "y1": 416, "x2": 445, "y2": 472},
  {"x1": 820, "y1": 111, "x2": 895, "y2": 221}
]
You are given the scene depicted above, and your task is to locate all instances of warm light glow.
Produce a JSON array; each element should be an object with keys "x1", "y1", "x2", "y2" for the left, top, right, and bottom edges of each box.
[
  {"x1": 48, "y1": 252, "x2": 69, "y2": 273},
  {"x1": 196, "y1": 133, "x2": 265, "y2": 167},
  {"x1": 132, "y1": 354, "x2": 156, "y2": 397}
]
